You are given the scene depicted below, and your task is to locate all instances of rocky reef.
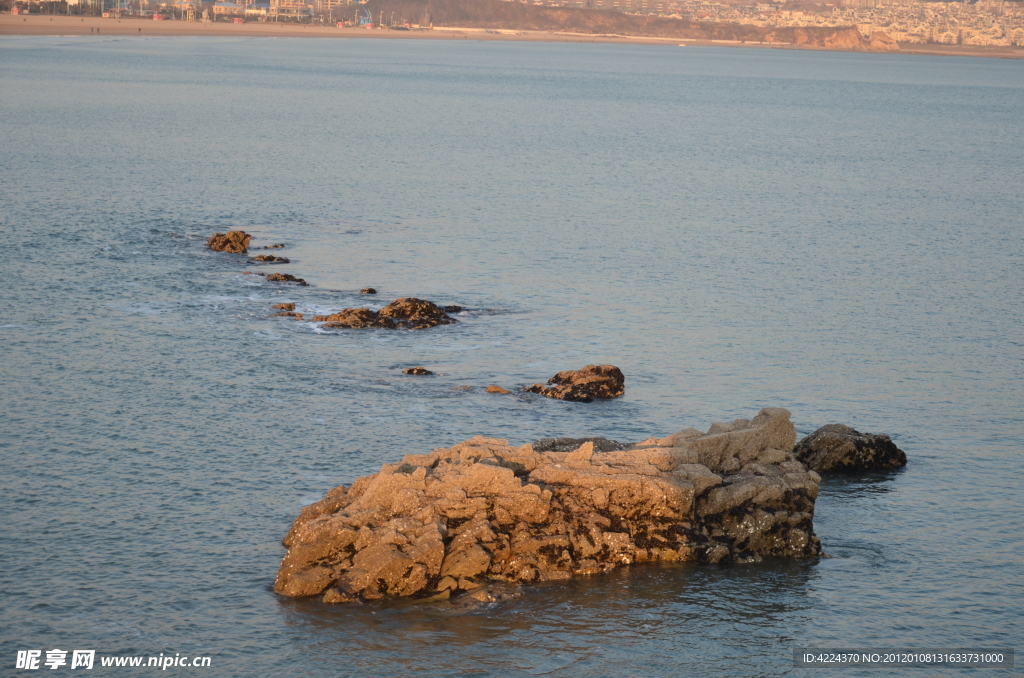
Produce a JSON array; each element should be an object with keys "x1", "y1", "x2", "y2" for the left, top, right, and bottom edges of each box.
[
  {"x1": 275, "y1": 407, "x2": 821, "y2": 603},
  {"x1": 794, "y1": 424, "x2": 907, "y2": 473},
  {"x1": 525, "y1": 364, "x2": 625, "y2": 402},
  {"x1": 207, "y1": 230, "x2": 252, "y2": 254},
  {"x1": 313, "y1": 298, "x2": 458, "y2": 330}
]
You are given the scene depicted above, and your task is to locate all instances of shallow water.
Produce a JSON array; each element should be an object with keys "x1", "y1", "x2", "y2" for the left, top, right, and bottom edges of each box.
[{"x1": 1, "y1": 36, "x2": 1022, "y2": 676}]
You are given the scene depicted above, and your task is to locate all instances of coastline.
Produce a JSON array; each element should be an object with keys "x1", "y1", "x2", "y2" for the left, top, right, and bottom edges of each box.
[{"x1": 2, "y1": 15, "x2": 1023, "y2": 58}]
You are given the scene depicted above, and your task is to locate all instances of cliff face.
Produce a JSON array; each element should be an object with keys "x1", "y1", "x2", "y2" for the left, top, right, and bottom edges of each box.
[
  {"x1": 365, "y1": 0, "x2": 896, "y2": 52},
  {"x1": 275, "y1": 408, "x2": 821, "y2": 603}
]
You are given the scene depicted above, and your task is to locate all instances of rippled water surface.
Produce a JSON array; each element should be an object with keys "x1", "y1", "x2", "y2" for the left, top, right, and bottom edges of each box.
[{"x1": 1, "y1": 36, "x2": 1022, "y2": 676}]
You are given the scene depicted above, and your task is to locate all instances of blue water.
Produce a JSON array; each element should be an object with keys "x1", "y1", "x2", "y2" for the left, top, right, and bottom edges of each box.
[{"x1": 1, "y1": 36, "x2": 1022, "y2": 677}]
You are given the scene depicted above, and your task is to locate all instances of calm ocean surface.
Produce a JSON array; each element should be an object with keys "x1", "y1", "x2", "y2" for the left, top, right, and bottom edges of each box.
[{"x1": 1, "y1": 36, "x2": 1022, "y2": 677}]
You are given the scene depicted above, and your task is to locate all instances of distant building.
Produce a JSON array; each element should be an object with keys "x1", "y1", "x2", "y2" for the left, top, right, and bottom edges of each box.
[{"x1": 213, "y1": 1, "x2": 241, "y2": 14}]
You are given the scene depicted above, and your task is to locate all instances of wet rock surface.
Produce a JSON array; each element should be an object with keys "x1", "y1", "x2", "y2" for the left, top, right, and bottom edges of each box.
[
  {"x1": 271, "y1": 303, "x2": 295, "y2": 311},
  {"x1": 525, "y1": 364, "x2": 625, "y2": 402},
  {"x1": 249, "y1": 254, "x2": 290, "y2": 263},
  {"x1": 485, "y1": 385, "x2": 511, "y2": 394},
  {"x1": 360, "y1": 288, "x2": 377, "y2": 294},
  {"x1": 532, "y1": 437, "x2": 632, "y2": 453},
  {"x1": 794, "y1": 424, "x2": 907, "y2": 473},
  {"x1": 313, "y1": 298, "x2": 457, "y2": 330},
  {"x1": 275, "y1": 408, "x2": 821, "y2": 604},
  {"x1": 208, "y1": 230, "x2": 252, "y2": 254},
  {"x1": 403, "y1": 367, "x2": 434, "y2": 375}
]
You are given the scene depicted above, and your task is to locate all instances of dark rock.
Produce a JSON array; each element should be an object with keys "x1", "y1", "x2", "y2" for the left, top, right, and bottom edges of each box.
[
  {"x1": 444, "y1": 305, "x2": 463, "y2": 314},
  {"x1": 403, "y1": 367, "x2": 434, "y2": 375},
  {"x1": 265, "y1": 273, "x2": 308, "y2": 286},
  {"x1": 525, "y1": 364, "x2": 625, "y2": 402},
  {"x1": 259, "y1": 244, "x2": 286, "y2": 250},
  {"x1": 794, "y1": 424, "x2": 907, "y2": 473},
  {"x1": 360, "y1": 288, "x2": 377, "y2": 294},
  {"x1": 207, "y1": 230, "x2": 252, "y2": 254},
  {"x1": 532, "y1": 437, "x2": 631, "y2": 453},
  {"x1": 249, "y1": 254, "x2": 290, "y2": 263},
  {"x1": 272, "y1": 303, "x2": 296, "y2": 311},
  {"x1": 274, "y1": 408, "x2": 821, "y2": 603},
  {"x1": 273, "y1": 312, "x2": 304, "y2": 320}
]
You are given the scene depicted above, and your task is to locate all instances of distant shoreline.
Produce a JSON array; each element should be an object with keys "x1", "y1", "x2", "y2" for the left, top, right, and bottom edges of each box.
[{"x1": 3, "y1": 15, "x2": 1022, "y2": 59}]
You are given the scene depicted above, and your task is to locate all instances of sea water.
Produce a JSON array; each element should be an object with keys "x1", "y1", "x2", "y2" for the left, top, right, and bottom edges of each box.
[{"x1": 1, "y1": 36, "x2": 1022, "y2": 676}]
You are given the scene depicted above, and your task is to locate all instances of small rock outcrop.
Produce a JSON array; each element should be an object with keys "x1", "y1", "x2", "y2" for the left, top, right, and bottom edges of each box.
[
  {"x1": 264, "y1": 273, "x2": 308, "y2": 286},
  {"x1": 272, "y1": 303, "x2": 295, "y2": 311},
  {"x1": 207, "y1": 231, "x2": 252, "y2": 254},
  {"x1": 360, "y1": 288, "x2": 377, "y2": 294},
  {"x1": 485, "y1": 385, "x2": 510, "y2": 394},
  {"x1": 525, "y1": 365, "x2": 625, "y2": 402},
  {"x1": 275, "y1": 408, "x2": 821, "y2": 603},
  {"x1": 314, "y1": 308, "x2": 388, "y2": 329},
  {"x1": 249, "y1": 254, "x2": 290, "y2": 264},
  {"x1": 403, "y1": 367, "x2": 434, "y2": 375},
  {"x1": 794, "y1": 424, "x2": 907, "y2": 473},
  {"x1": 258, "y1": 243, "x2": 286, "y2": 250},
  {"x1": 313, "y1": 298, "x2": 457, "y2": 330}
]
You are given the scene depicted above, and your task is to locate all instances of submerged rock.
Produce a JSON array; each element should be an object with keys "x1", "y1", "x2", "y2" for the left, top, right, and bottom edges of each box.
[
  {"x1": 794, "y1": 424, "x2": 907, "y2": 473},
  {"x1": 275, "y1": 408, "x2": 821, "y2": 603},
  {"x1": 273, "y1": 312, "x2": 304, "y2": 320},
  {"x1": 403, "y1": 367, "x2": 434, "y2": 375},
  {"x1": 249, "y1": 254, "x2": 290, "y2": 264},
  {"x1": 485, "y1": 385, "x2": 511, "y2": 394},
  {"x1": 360, "y1": 288, "x2": 377, "y2": 295},
  {"x1": 313, "y1": 298, "x2": 457, "y2": 331},
  {"x1": 207, "y1": 230, "x2": 252, "y2": 254},
  {"x1": 258, "y1": 243, "x2": 286, "y2": 250},
  {"x1": 525, "y1": 364, "x2": 625, "y2": 402}
]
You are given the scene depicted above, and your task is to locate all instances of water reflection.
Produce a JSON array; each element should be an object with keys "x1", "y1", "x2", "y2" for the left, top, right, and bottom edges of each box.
[
  {"x1": 818, "y1": 469, "x2": 905, "y2": 498},
  {"x1": 279, "y1": 560, "x2": 818, "y2": 676}
]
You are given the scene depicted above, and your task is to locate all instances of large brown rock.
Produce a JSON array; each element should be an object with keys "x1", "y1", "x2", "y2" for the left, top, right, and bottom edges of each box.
[
  {"x1": 312, "y1": 298, "x2": 457, "y2": 331},
  {"x1": 525, "y1": 364, "x2": 625, "y2": 402},
  {"x1": 207, "y1": 230, "x2": 252, "y2": 254},
  {"x1": 794, "y1": 424, "x2": 907, "y2": 473},
  {"x1": 275, "y1": 407, "x2": 821, "y2": 603},
  {"x1": 378, "y1": 298, "x2": 457, "y2": 329}
]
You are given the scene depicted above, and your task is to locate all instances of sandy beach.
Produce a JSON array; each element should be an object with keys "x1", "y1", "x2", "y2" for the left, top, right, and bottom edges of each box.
[{"x1": 3, "y1": 14, "x2": 1022, "y2": 58}]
